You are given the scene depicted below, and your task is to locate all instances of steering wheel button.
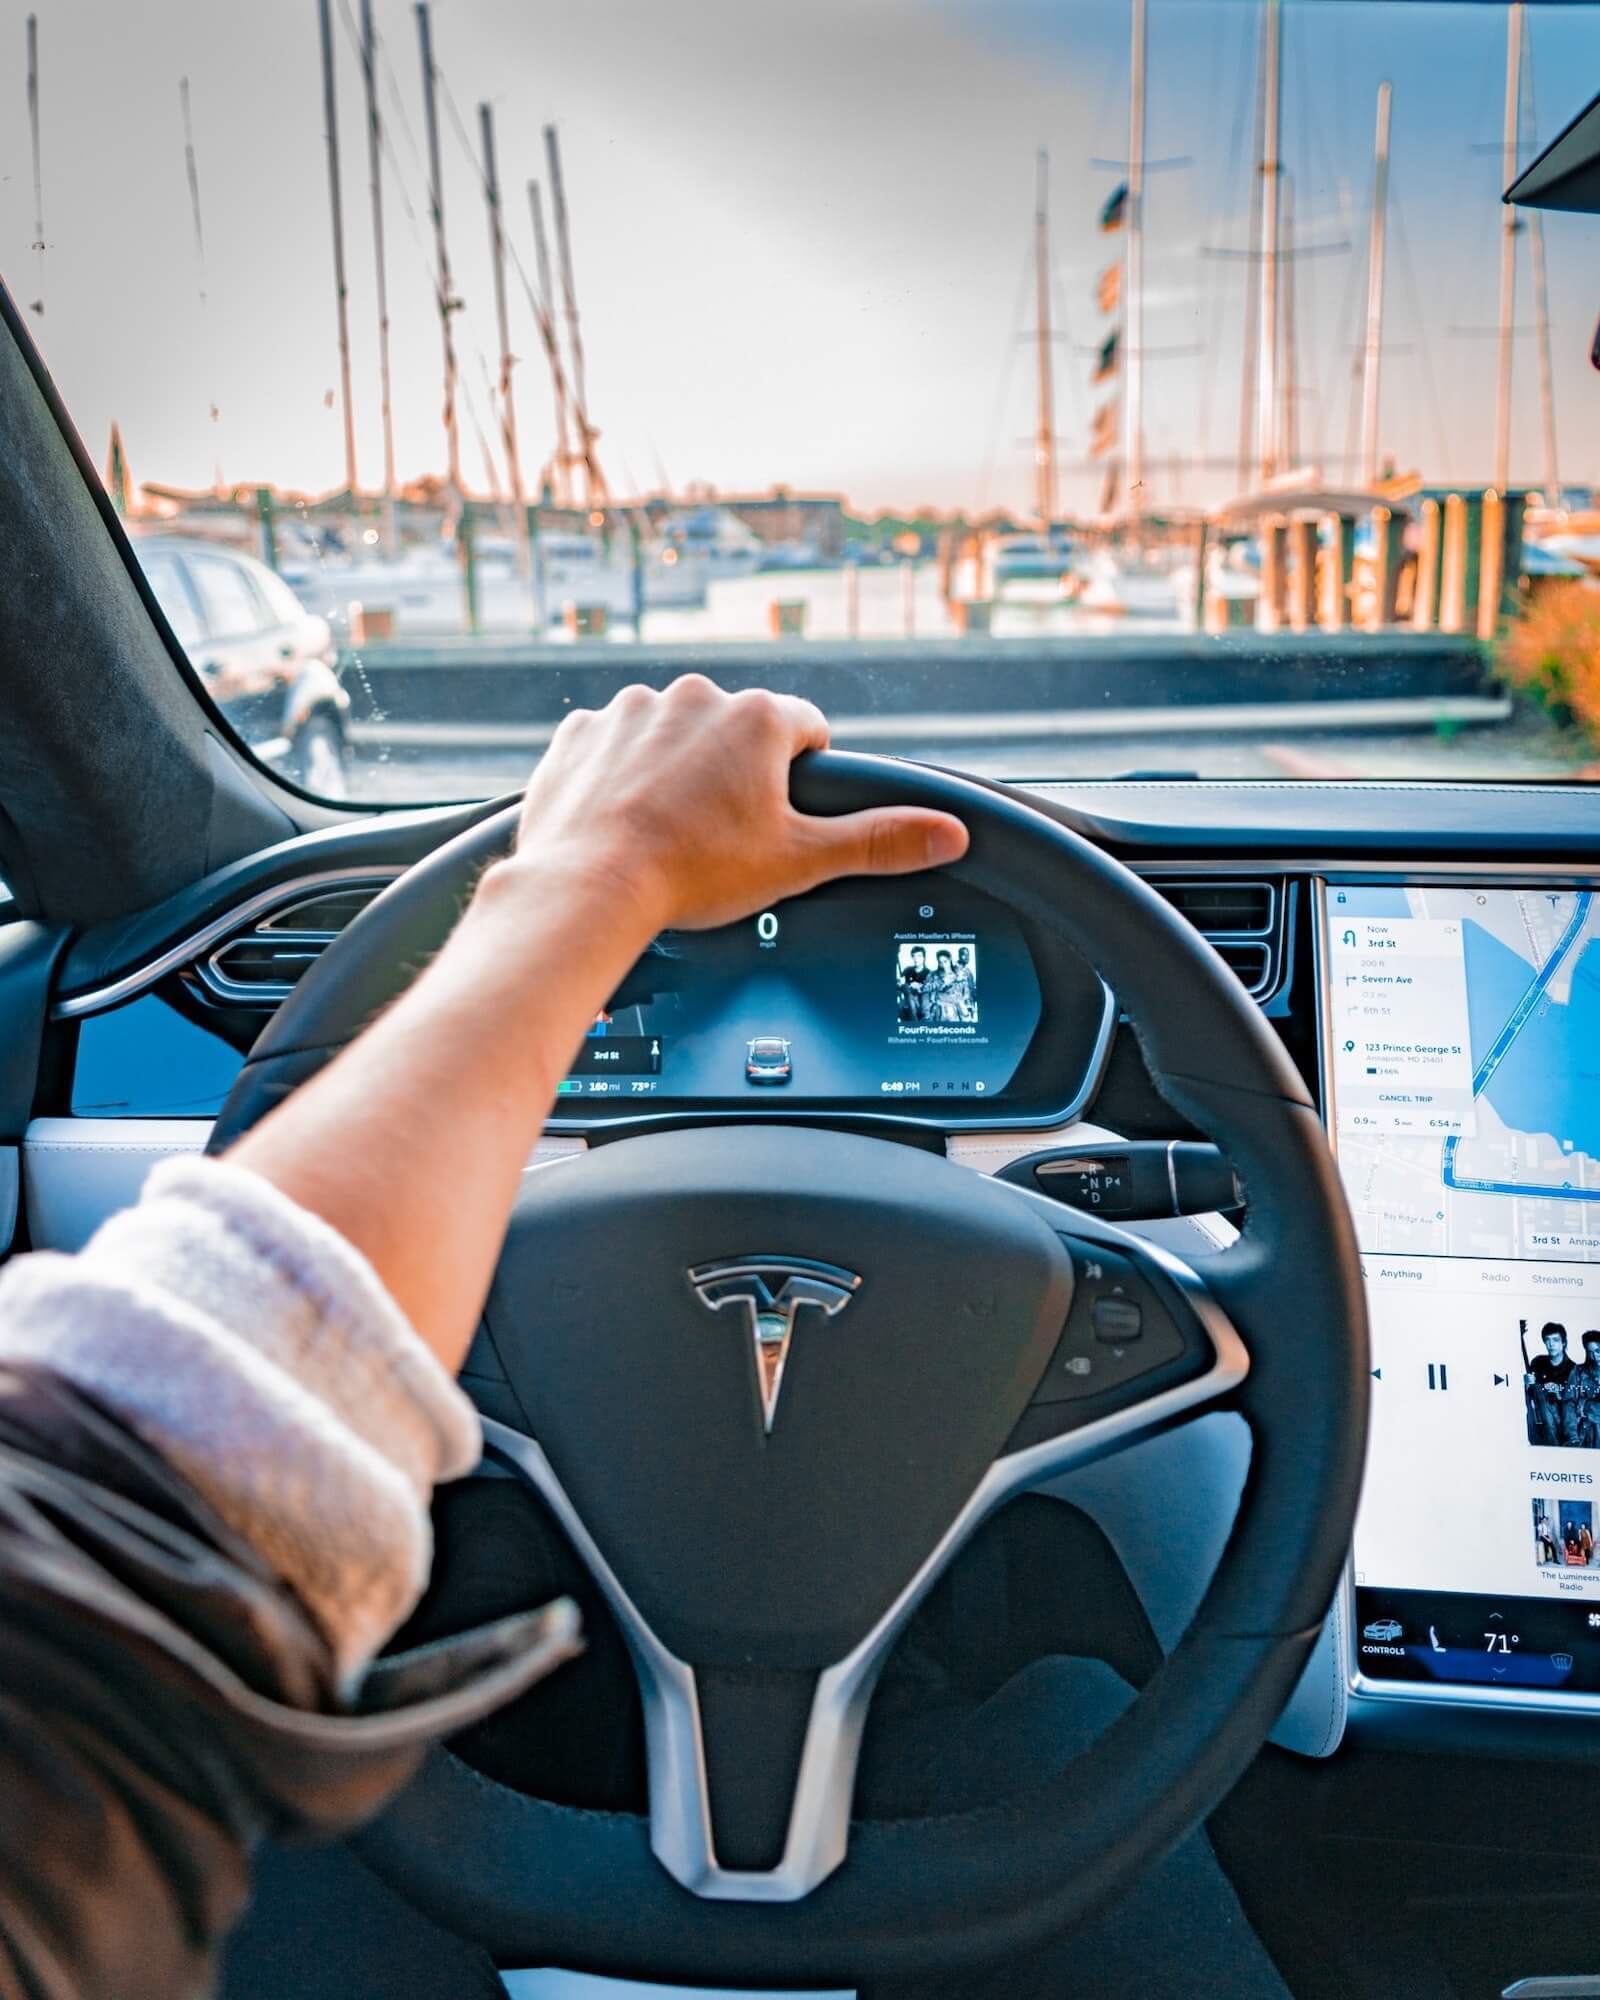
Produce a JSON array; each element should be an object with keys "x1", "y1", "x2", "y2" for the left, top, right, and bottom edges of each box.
[{"x1": 1092, "y1": 1296, "x2": 1143, "y2": 1343}]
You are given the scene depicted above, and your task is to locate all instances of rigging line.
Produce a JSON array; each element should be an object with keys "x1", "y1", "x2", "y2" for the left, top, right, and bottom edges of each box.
[
  {"x1": 335, "y1": 19, "x2": 495, "y2": 453},
  {"x1": 1049, "y1": 254, "x2": 1088, "y2": 434},
  {"x1": 333, "y1": 0, "x2": 423, "y2": 231},
  {"x1": 1305, "y1": 154, "x2": 1360, "y2": 476},
  {"x1": 1289, "y1": 25, "x2": 1330, "y2": 465},
  {"x1": 1521, "y1": 14, "x2": 1559, "y2": 499},
  {"x1": 432, "y1": 61, "x2": 568, "y2": 378},
  {"x1": 974, "y1": 240, "x2": 1035, "y2": 520},
  {"x1": 1083, "y1": 20, "x2": 1130, "y2": 171},
  {"x1": 1388, "y1": 175, "x2": 1451, "y2": 484},
  {"x1": 329, "y1": 10, "x2": 493, "y2": 506},
  {"x1": 1330, "y1": 169, "x2": 1368, "y2": 483},
  {"x1": 470, "y1": 351, "x2": 508, "y2": 500},
  {"x1": 1463, "y1": 12, "x2": 1503, "y2": 179},
  {"x1": 419, "y1": 34, "x2": 609, "y2": 505},
  {"x1": 1327, "y1": 7, "x2": 1351, "y2": 188},
  {"x1": 1194, "y1": 0, "x2": 1253, "y2": 477},
  {"x1": 336, "y1": 0, "x2": 517, "y2": 482},
  {"x1": 178, "y1": 75, "x2": 225, "y2": 491},
  {"x1": 1292, "y1": 7, "x2": 1342, "y2": 229},
  {"x1": 360, "y1": 0, "x2": 431, "y2": 189},
  {"x1": 1184, "y1": 0, "x2": 1240, "y2": 476}
]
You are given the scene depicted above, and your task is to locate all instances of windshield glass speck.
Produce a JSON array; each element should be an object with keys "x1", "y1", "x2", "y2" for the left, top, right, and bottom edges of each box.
[{"x1": 16, "y1": 0, "x2": 1600, "y2": 801}]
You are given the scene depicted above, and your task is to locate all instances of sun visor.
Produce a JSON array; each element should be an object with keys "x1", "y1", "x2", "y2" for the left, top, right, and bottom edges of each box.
[{"x1": 1506, "y1": 88, "x2": 1600, "y2": 211}]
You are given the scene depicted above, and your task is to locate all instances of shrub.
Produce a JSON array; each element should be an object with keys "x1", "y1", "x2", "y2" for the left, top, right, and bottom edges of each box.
[{"x1": 1497, "y1": 581, "x2": 1600, "y2": 736}]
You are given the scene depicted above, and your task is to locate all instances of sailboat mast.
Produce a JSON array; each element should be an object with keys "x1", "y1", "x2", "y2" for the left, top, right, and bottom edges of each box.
[
  {"x1": 527, "y1": 180, "x2": 575, "y2": 508},
  {"x1": 317, "y1": 0, "x2": 360, "y2": 500},
  {"x1": 1256, "y1": 0, "x2": 1283, "y2": 483},
  {"x1": 1493, "y1": 1, "x2": 1523, "y2": 492},
  {"x1": 1235, "y1": 28, "x2": 1267, "y2": 493},
  {"x1": 1519, "y1": 42, "x2": 1560, "y2": 504},
  {"x1": 479, "y1": 102, "x2": 529, "y2": 566},
  {"x1": 1033, "y1": 146, "x2": 1056, "y2": 527},
  {"x1": 416, "y1": 2, "x2": 463, "y2": 508},
  {"x1": 1280, "y1": 174, "x2": 1299, "y2": 469},
  {"x1": 360, "y1": 0, "x2": 399, "y2": 551},
  {"x1": 1528, "y1": 210, "x2": 1559, "y2": 503},
  {"x1": 1359, "y1": 80, "x2": 1392, "y2": 486},
  {"x1": 543, "y1": 126, "x2": 604, "y2": 505},
  {"x1": 1125, "y1": 0, "x2": 1146, "y2": 512}
]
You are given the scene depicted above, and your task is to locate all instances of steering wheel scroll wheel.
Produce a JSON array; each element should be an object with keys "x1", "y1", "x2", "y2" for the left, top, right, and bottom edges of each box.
[{"x1": 211, "y1": 750, "x2": 1368, "y2": 1986}]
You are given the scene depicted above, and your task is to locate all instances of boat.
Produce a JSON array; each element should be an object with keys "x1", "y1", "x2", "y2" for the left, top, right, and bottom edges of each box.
[
  {"x1": 1169, "y1": 538, "x2": 1261, "y2": 625},
  {"x1": 1071, "y1": 545, "x2": 1180, "y2": 618},
  {"x1": 656, "y1": 506, "x2": 766, "y2": 585},
  {"x1": 758, "y1": 538, "x2": 824, "y2": 572},
  {"x1": 991, "y1": 531, "x2": 1075, "y2": 593},
  {"x1": 280, "y1": 526, "x2": 709, "y2": 634}
]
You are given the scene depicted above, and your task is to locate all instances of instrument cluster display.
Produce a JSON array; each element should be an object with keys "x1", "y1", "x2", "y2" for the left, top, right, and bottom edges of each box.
[{"x1": 554, "y1": 876, "x2": 1100, "y2": 1124}]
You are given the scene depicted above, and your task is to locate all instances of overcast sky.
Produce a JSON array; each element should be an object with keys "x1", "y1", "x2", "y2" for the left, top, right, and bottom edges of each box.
[{"x1": 4, "y1": 0, "x2": 1599, "y2": 515}]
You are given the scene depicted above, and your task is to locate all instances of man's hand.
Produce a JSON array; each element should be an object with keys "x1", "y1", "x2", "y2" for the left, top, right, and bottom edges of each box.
[{"x1": 500, "y1": 676, "x2": 969, "y2": 933}]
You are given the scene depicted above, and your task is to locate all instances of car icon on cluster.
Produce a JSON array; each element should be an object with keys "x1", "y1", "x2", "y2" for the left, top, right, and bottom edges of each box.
[
  {"x1": 1362, "y1": 1618, "x2": 1404, "y2": 1643},
  {"x1": 745, "y1": 1036, "x2": 793, "y2": 1085}
]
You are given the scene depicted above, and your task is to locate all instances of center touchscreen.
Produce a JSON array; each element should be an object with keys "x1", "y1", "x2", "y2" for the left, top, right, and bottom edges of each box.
[
  {"x1": 556, "y1": 881, "x2": 1044, "y2": 1110},
  {"x1": 1326, "y1": 883, "x2": 1600, "y2": 1702}
]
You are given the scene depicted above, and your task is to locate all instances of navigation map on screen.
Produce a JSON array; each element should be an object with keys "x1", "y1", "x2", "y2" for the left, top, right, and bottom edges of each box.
[{"x1": 1328, "y1": 885, "x2": 1600, "y2": 1263}]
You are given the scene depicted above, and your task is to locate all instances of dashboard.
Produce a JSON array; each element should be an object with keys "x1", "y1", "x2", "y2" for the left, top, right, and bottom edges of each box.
[{"x1": 34, "y1": 776, "x2": 1600, "y2": 1751}]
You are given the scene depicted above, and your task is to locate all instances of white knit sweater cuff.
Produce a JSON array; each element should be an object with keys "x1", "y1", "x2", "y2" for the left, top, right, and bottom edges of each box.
[{"x1": 0, "y1": 1155, "x2": 481, "y2": 1681}]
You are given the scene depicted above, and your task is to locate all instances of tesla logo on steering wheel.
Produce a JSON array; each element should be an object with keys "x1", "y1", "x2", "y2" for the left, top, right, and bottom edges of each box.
[{"x1": 686, "y1": 1256, "x2": 862, "y2": 1435}]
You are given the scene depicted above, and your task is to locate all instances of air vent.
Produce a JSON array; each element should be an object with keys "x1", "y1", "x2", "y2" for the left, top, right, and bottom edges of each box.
[
  {"x1": 1146, "y1": 876, "x2": 1285, "y2": 1001},
  {"x1": 194, "y1": 878, "x2": 388, "y2": 1008},
  {"x1": 258, "y1": 887, "x2": 383, "y2": 933},
  {"x1": 1156, "y1": 879, "x2": 1274, "y2": 936}
]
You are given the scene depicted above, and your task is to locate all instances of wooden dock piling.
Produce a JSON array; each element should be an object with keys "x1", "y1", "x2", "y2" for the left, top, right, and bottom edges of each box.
[{"x1": 1411, "y1": 498, "x2": 1442, "y2": 630}]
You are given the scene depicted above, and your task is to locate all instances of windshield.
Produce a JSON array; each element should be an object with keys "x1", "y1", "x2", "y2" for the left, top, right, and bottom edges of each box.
[{"x1": 16, "y1": 0, "x2": 1600, "y2": 801}]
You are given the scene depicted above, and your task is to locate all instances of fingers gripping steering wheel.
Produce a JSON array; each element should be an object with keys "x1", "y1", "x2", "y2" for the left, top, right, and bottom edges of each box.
[{"x1": 210, "y1": 753, "x2": 1368, "y2": 1987}]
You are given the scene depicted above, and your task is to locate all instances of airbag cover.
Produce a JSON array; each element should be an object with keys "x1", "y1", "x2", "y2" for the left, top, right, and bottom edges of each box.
[{"x1": 482, "y1": 1125, "x2": 1071, "y2": 1667}]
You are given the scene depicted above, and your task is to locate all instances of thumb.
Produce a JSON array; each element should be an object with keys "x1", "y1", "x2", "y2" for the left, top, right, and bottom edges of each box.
[{"x1": 798, "y1": 804, "x2": 969, "y2": 883}]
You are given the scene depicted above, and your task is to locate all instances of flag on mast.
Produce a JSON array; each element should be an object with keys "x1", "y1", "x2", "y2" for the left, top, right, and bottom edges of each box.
[
  {"x1": 1098, "y1": 183, "x2": 1129, "y2": 232},
  {"x1": 1090, "y1": 401, "x2": 1119, "y2": 457},
  {"x1": 1096, "y1": 263, "x2": 1122, "y2": 315},
  {"x1": 1093, "y1": 329, "x2": 1121, "y2": 383}
]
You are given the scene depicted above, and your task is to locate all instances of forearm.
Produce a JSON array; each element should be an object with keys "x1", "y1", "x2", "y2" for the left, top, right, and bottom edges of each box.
[{"x1": 226, "y1": 853, "x2": 656, "y2": 1376}]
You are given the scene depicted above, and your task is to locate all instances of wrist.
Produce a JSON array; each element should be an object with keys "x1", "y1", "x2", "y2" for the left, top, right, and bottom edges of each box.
[{"x1": 466, "y1": 844, "x2": 667, "y2": 966}]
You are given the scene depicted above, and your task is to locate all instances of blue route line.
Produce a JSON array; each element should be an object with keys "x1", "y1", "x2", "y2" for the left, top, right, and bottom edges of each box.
[{"x1": 1441, "y1": 891, "x2": 1594, "y2": 1197}]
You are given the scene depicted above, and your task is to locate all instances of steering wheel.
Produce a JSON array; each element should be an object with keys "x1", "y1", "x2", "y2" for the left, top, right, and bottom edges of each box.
[{"x1": 210, "y1": 753, "x2": 1368, "y2": 1987}]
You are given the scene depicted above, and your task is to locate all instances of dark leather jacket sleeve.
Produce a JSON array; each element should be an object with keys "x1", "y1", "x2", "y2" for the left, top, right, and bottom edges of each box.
[{"x1": 0, "y1": 1366, "x2": 577, "y2": 2000}]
